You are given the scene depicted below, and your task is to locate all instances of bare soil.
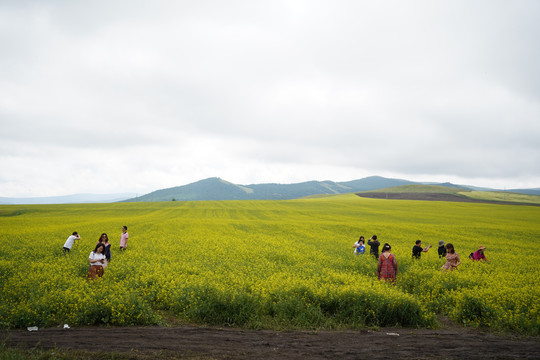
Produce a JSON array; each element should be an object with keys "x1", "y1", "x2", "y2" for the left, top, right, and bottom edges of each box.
[
  {"x1": 2, "y1": 323, "x2": 539, "y2": 359},
  {"x1": 356, "y1": 192, "x2": 540, "y2": 206}
]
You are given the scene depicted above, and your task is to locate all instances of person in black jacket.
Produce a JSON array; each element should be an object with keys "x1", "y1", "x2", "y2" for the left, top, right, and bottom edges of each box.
[
  {"x1": 368, "y1": 235, "x2": 380, "y2": 259},
  {"x1": 438, "y1": 240, "x2": 447, "y2": 258}
]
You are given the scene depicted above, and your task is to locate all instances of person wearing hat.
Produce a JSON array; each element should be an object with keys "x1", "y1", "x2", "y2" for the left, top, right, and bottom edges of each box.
[
  {"x1": 470, "y1": 245, "x2": 489, "y2": 262},
  {"x1": 437, "y1": 240, "x2": 447, "y2": 258}
]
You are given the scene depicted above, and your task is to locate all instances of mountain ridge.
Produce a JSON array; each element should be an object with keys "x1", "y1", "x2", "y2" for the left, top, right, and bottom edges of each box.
[
  {"x1": 123, "y1": 176, "x2": 415, "y2": 202},
  {"x1": 122, "y1": 176, "x2": 540, "y2": 202},
  {"x1": 0, "y1": 193, "x2": 137, "y2": 205}
]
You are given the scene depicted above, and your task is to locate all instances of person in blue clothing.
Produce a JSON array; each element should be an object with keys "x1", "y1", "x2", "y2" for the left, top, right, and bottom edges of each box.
[{"x1": 353, "y1": 236, "x2": 366, "y2": 255}]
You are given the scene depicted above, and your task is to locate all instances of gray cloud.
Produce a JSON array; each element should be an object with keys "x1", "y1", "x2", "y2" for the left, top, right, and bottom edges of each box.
[{"x1": 1, "y1": 0, "x2": 539, "y2": 197}]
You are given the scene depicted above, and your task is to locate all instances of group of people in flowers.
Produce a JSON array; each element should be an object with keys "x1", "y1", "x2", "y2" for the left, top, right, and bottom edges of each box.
[
  {"x1": 352, "y1": 235, "x2": 489, "y2": 283},
  {"x1": 62, "y1": 226, "x2": 130, "y2": 280}
]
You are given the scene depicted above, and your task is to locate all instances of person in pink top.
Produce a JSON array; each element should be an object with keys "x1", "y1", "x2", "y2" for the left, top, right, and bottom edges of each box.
[
  {"x1": 470, "y1": 245, "x2": 489, "y2": 262},
  {"x1": 120, "y1": 226, "x2": 129, "y2": 250}
]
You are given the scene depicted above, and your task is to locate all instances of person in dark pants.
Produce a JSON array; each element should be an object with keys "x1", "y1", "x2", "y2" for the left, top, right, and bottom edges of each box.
[
  {"x1": 438, "y1": 240, "x2": 447, "y2": 258},
  {"x1": 368, "y1": 235, "x2": 380, "y2": 259},
  {"x1": 63, "y1": 231, "x2": 80, "y2": 254}
]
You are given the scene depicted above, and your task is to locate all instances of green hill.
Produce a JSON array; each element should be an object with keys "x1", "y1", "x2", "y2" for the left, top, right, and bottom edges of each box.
[{"x1": 123, "y1": 176, "x2": 417, "y2": 202}]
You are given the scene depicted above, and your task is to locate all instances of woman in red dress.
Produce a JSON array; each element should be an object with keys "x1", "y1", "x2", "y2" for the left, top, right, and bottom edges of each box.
[{"x1": 377, "y1": 243, "x2": 398, "y2": 283}]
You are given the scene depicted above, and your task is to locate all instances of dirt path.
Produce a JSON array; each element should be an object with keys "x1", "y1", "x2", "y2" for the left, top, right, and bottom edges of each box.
[{"x1": 2, "y1": 325, "x2": 539, "y2": 359}]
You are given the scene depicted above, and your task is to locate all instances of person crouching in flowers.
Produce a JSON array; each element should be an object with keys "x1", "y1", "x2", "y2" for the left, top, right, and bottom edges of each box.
[
  {"x1": 441, "y1": 243, "x2": 461, "y2": 271},
  {"x1": 87, "y1": 243, "x2": 106, "y2": 280},
  {"x1": 377, "y1": 243, "x2": 398, "y2": 283}
]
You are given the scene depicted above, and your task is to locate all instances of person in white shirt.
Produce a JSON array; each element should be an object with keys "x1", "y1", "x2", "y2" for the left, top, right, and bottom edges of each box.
[
  {"x1": 86, "y1": 243, "x2": 106, "y2": 280},
  {"x1": 63, "y1": 232, "x2": 80, "y2": 254},
  {"x1": 353, "y1": 236, "x2": 366, "y2": 255}
]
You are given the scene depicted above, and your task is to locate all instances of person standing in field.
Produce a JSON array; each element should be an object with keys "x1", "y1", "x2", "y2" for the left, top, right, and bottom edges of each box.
[
  {"x1": 470, "y1": 245, "x2": 489, "y2": 262},
  {"x1": 102, "y1": 234, "x2": 112, "y2": 263},
  {"x1": 412, "y1": 239, "x2": 432, "y2": 259},
  {"x1": 442, "y1": 243, "x2": 461, "y2": 271},
  {"x1": 120, "y1": 226, "x2": 129, "y2": 250},
  {"x1": 353, "y1": 236, "x2": 366, "y2": 255},
  {"x1": 368, "y1": 235, "x2": 380, "y2": 259},
  {"x1": 62, "y1": 231, "x2": 80, "y2": 254},
  {"x1": 87, "y1": 243, "x2": 106, "y2": 280},
  {"x1": 438, "y1": 240, "x2": 447, "y2": 258},
  {"x1": 377, "y1": 243, "x2": 398, "y2": 283}
]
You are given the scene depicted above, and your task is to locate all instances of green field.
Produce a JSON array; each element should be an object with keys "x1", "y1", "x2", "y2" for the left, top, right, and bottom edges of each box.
[{"x1": 1, "y1": 194, "x2": 539, "y2": 334}]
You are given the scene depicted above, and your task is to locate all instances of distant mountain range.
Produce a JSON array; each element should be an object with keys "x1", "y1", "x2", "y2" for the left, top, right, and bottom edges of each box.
[
  {"x1": 2, "y1": 177, "x2": 538, "y2": 205},
  {"x1": 122, "y1": 176, "x2": 540, "y2": 202},
  {"x1": 0, "y1": 193, "x2": 137, "y2": 205}
]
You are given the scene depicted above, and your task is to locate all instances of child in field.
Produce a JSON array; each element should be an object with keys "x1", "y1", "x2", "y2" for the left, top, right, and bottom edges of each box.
[
  {"x1": 62, "y1": 231, "x2": 80, "y2": 254},
  {"x1": 377, "y1": 243, "x2": 398, "y2": 282},
  {"x1": 442, "y1": 243, "x2": 461, "y2": 271},
  {"x1": 353, "y1": 236, "x2": 366, "y2": 255}
]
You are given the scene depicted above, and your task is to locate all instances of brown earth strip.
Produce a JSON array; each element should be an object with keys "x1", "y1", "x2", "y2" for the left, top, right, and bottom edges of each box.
[
  {"x1": 2, "y1": 325, "x2": 539, "y2": 359},
  {"x1": 356, "y1": 192, "x2": 540, "y2": 206}
]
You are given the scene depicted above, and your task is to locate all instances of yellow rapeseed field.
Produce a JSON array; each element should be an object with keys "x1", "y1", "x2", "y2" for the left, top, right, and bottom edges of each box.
[{"x1": 0, "y1": 194, "x2": 538, "y2": 334}]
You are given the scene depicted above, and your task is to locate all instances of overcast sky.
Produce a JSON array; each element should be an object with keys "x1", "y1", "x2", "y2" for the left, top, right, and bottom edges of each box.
[{"x1": 1, "y1": 0, "x2": 539, "y2": 198}]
